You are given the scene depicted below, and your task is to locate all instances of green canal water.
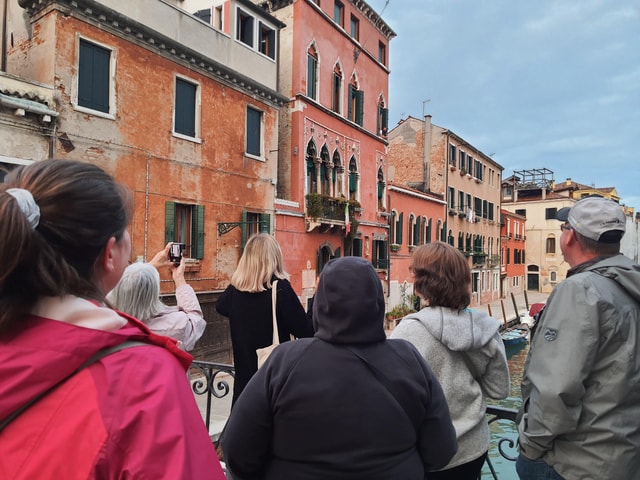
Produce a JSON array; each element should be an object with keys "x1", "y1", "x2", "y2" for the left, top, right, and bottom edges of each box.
[{"x1": 481, "y1": 340, "x2": 530, "y2": 479}]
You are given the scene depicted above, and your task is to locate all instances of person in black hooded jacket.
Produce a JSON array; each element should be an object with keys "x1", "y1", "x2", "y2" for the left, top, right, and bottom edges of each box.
[{"x1": 221, "y1": 256, "x2": 457, "y2": 480}]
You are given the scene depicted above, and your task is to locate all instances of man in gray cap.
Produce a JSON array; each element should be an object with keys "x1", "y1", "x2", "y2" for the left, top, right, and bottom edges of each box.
[{"x1": 516, "y1": 196, "x2": 640, "y2": 480}]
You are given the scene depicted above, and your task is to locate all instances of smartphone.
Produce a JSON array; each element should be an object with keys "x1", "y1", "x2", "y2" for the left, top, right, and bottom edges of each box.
[{"x1": 169, "y1": 242, "x2": 185, "y2": 264}]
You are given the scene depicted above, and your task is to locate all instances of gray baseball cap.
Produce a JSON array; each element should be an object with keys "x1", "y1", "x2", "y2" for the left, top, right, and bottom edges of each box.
[{"x1": 557, "y1": 196, "x2": 626, "y2": 243}]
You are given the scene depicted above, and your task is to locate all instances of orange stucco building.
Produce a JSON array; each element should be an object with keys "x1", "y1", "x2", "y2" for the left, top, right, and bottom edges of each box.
[{"x1": 500, "y1": 209, "x2": 526, "y2": 297}]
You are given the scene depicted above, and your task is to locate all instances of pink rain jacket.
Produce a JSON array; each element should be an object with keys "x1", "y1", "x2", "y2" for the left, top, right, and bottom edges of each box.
[{"x1": 0, "y1": 297, "x2": 224, "y2": 480}]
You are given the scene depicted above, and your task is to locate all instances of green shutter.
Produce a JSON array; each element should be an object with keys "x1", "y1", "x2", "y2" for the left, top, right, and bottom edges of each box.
[
  {"x1": 192, "y1": 205, "x2": 205, "y2": 259},
  {"x1": 241, "y1": 210, "x2": 248, "y2": 248},
  {"x1": 334, "y1": 247, "x2": 341, "y2": 258},
  {"x1": 355, "y1": 90, "x2": 364, "y2": 126},
  {"x1": 347, "y1": 84, "x2": 354, "y2": 120},
  {"x1": 397, "y1": 212, "x2": 404, "y2": 244},
  {"x1": 259, "y1": 213, "x2": 270, "y2": 233},
  {"x1": 381, "y1": 107, "x2": 388, "y2": 131},
  {"x1": 165, "y1": 201, "x2": 175, "y2": 244}
]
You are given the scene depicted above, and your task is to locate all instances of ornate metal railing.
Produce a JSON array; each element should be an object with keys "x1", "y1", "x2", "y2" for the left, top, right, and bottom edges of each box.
[
  {"x1": 484, "y1": 405, "x2": 519, "y2": 479},
  {"x1": 190, "y1": 360, "x2": 235, "y2": 432},
  {"x1": 190, "y1": 361, "x2": 519, "y2": 479}
]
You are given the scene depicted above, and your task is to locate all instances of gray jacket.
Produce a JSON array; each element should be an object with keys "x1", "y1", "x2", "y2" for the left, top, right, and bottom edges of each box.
[
  {"x1": 518, "y1": 254, "x2": 640, "y2": 480},
  {"x1": 390, "y1": 306, "x2": 509, "y2": 469}
]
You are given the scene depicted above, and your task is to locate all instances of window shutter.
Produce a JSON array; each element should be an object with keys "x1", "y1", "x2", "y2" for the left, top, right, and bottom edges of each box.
[
  {"x1": 355, "y1": 90, "x2": 364, "y2": 126},
  {"x1": 349, "y1": 171, "x2": 356, "y2": 193},
  {"x1": 414, "y1": 216, "x2": 421, "y2": 245},
  {"x1": 241, "y1": 210, "x2": 248, "y2": 248},
  {"x1": 347, "y1": 84, "x2": 354, "y2": 120},
  {"x1": 334, "y1": 247, "x2": 341, "y2": 258},
  {"x1": 192, "y1": 205, "x2": 205, "y2": 259},
  {"x1": 397, "y1": 212, "x2": 404, "y2": 244},
  {"x1": 165, "y1": 202, "x2": 175, "y2": 244},
  {"x1": 307, "y1": 56, "x2": 316, "y2": 98},
  {"x1": 259, "y1": 213, "x2": 270, "y2": 233},
  {"x1": 175, "y1": 79, "x2": 196, "y2": 137},
  {"x1": 381, "y1": 108, "x2": 388, "y2": 131}
]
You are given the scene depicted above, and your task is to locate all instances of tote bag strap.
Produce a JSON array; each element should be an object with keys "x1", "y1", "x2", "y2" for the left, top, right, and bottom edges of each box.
[{"x1": 270, "y1": 280, "x2": 279, "y2": 346}]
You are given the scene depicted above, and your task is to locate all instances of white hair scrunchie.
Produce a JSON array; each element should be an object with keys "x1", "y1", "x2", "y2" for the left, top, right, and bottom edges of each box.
[{"x1": 7, "y1": 188, "x2": 41, "y2": 230}]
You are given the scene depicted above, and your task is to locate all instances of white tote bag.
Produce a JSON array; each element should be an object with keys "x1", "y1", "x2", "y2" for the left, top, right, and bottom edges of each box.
[{"x1": 256, "y1": 280, "x2": 279, "y2": 369}]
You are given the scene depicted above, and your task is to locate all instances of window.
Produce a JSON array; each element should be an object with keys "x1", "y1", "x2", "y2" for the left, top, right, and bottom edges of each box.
[
  {"x1": 307, "y1": 46, "x2": 318, "y2": 100},
  {"x1": 546, "y1": 236, "x2": 556, "y2": 254},
  {"x1": 236, "y1": 9, "x2": 254, "y2": 47},
  {"x1": 488, "y1": 202, "x2": 494, "y2": 221},
  {"x1": 165, "y1": 202, "x2": 205, "y2": 259},
  {"x1": 259, "y1": 22, "x2": 275, "y2": 59},
  {"x1": 377, "y1": 97, "x2": 388, "y2": 137},
  {"x1": 372, "y1": 239, "x2": 388, "y2": 269},
  {"x1": 242, "y1": 211, "x2": 270, "y2": 247},
  {"x1": 408, "y1": 214, "x2": 416, "y2": 246},
  {"x1": 459, "y1": 150, "x2": 466, "y2": 170},
  {"x1": 515, "y1": 209, "x2": 526, "y2": 217},
  {"x1": 306, "y1": 142, "x2": 317, "y2": 194},
  {"x1": 449, "y1": 144, "x2": 457, "y2": 167},
  {"x1": 347, "y1": 82, "x2": 363, "y2": 126},
  {"x1": 424, "y1": 218, "x2": 432, "y2": 244},
  {"x1": 377, "y1": 167, "x2": 385, "y2": 210},
  {"x1": 378, "y1": 41, "x2": 386, "y2": 65},
  {"x1": 545, "y1": 207, "x2": 558, "y2": 220},
  {"x1": 194, "y1": 9, "x2": 212, "y2": 24},
  {"x1": 332, "y1": 64, "x2": 342, "y2": 113},
  {"x1": 214, "y1": 5, "x2": 223, "y2": 30},
  {"x1": 550, "y1": 271, "x2": 557, "y2": 283},
  {"x1": 348, "y1": 156, "x2": 358, "y2": 201},
  {"x1": 350, "y1": 15, "x2": 359, "y2": 40},
  {"x1": 78, "y1": 38, "x2": 112, "y2": 114},
  {"x1": 458, "y1": 191, "x2": 465, "y2": 212},
  {"x1": 395, "y1": 212, "x2": 404, "y2": 245},
  {"x1": 334, "y1": 1, "x2": 344, "y2": 27},
  {"x1": 246, "y1": 106, "x2": 263, "y2": 158},
  {"x1": 448, "y1": 187, "x2": 455, "y2": 209},
  {"x1": 174, "y1": 77, "x2": 198, "y2": 138}
]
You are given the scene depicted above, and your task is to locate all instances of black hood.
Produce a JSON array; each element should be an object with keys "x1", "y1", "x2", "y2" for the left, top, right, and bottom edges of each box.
[{"x1": 313, "y1": 257, "x2": 386, "y2": 344}]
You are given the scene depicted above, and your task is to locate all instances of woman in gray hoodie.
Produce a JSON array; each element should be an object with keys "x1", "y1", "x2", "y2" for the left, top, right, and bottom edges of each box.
[{"x1": 390, "y1": 242, "x2": 510, "y2": 480}]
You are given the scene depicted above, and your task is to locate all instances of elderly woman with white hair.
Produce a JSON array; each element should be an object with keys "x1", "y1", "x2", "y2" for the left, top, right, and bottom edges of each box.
[{"x1": 107, "y1": 244, "x2": 206, "y2": 351}]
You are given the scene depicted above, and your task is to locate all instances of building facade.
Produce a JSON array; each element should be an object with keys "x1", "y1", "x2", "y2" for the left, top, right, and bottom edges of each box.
[
  {"x1": 387, "y1": 115, "x2": 503, "y2": 306},
  {"x1": 4, "y1": 0, "x2": 288, "y2": 361},
  {"x1": 255, "y1": 0, "x2": 395, "y2": 307},
  {"x1": 500, "y1": 209, "x2": 526, "y2": 298}
]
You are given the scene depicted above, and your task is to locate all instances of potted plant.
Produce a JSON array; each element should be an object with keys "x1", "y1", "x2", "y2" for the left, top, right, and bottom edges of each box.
[{"x1": 390, "y1": 243, "x2": 401, "y2": 252}]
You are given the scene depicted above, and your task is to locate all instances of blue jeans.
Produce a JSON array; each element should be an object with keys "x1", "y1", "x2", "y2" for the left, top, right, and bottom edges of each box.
[{"x1": 516, "y1": 455, "x2": 565, "y2": 480}]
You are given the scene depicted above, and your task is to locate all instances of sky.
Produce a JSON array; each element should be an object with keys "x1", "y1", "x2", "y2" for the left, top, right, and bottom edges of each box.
[{"x1": 366, "y1": 0, "x2": 640, "y2": 210}]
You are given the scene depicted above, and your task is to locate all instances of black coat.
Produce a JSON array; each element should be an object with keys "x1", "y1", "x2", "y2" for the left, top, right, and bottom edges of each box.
[
  {"x1": 216, "y1": 279, "x2": 314, "y2": 405},
  {"x1": 222, "y1": 257, "x2": 456, "y2": 479}
]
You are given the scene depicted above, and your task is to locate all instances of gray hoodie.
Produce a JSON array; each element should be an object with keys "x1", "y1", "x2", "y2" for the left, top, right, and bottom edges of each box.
[{"x1": 390, "y1": 306, "x2": 510, "y2": 469}]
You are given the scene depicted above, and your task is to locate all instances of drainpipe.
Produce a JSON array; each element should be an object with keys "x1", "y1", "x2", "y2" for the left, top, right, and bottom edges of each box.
[{"x1": 1, "y1": 0, "x2": 7, "y2": 72}]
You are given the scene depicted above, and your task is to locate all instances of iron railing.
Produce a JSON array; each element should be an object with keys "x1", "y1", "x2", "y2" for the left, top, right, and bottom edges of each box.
[{"x1": 190, "y1": 362, "x2": 520, "y2": 478}]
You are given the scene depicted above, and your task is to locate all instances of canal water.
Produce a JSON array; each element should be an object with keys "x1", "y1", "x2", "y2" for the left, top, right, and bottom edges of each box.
[{"x1": 481, "y1": 340, "x2": 530, "y2": 479}]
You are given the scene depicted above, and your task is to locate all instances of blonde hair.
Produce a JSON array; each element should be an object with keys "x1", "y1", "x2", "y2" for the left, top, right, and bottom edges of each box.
[
  {"x1": 231, "y1": 233, "x2": 288, "y2": 292},
  {"x1": 107, "y1": 262, "x2": 165, "y2": 321}
]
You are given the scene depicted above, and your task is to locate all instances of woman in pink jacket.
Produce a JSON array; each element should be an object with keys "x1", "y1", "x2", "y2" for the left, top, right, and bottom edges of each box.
[
  {"x1": 0, "y1": 159, "x2": 224, "y2": 479},
  {"x1": 108, "y1": 244, "x2": 207, "y2": 351}
]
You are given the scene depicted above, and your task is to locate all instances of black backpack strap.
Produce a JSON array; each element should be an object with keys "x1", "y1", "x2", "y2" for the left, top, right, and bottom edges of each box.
[{"x1": 0, "y1": 340, "x2": 149, "y2": 432}]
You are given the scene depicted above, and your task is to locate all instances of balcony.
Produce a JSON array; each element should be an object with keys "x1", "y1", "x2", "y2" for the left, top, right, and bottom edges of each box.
[{"x1": 305, "y1": 194, "x2": 360, "y2": 232}]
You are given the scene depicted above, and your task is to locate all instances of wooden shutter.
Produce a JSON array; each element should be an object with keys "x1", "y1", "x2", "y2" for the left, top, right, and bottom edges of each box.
[
  {"x1": 397, "y1": 212, "x2": 404, "y2": 244},
  {"x1": 241, "y1": 210, "x2": 248, "y2": 248},
  {"x1": 355, "y1": 90, "x2": 364, "y2": 126},
  {"x1": 347, "y1": 84, "x2": 354, "y2": 120},
  {"x1": 259, "y1": 213, "x2": 270, "y2": 233},
  {"x1": 165, "y1": 201, "x2": 175, "y2": 244},
  {"x1": 191, "y1": 205, "x2": 205, "y2": 259}
]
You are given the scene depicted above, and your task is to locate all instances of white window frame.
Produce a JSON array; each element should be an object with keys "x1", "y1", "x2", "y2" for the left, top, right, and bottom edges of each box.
[
  {"x1": 245, "y1": 105, "x2": 265, "y2": 161},
  {"x1": 172, "y1": 74, "x2": 202, "y2": 143},
  {"x1": 73, "y1": 35, "x2": 117, "y2": 120}
]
